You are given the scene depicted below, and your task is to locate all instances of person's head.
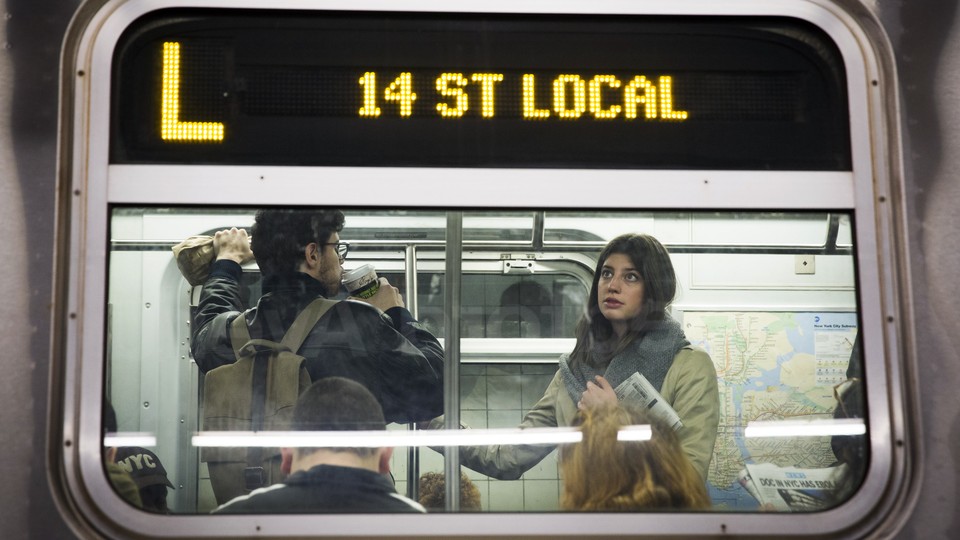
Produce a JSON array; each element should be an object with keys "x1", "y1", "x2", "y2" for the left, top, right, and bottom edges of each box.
[
  {"x1": 573, "y1": 234, "x2": 677, "y2": 361},
  {"x1": 251, "y1": 209, "x2": 346, "y2": 295},
  {"x1": 492, "y1": 281, "x2": 554, "y2": 338},
  {"x1": 280, "y1": 377, "x2": 390, "y2": 475},
  {"x1": 829, "y1": 365, "x2": 867, "y2": 505},
  {"x1": 560, "y1": 403, "x2": 710, "y2": 511},
  {"x1": 104, "y1": 399, "x2": 118, "y2": 434},
  {"x1": 830, "y1": 334, "x2": 866, "y2": 478},
  {"x1": 103, "y1": 399, "x2": 118, "y2": 463},
  {"x1": 418, "y1": 471, "x2": 483, "y2": 512},
  {"x1": 114, "y1": 447, "x2": 174, "y2": 513}
]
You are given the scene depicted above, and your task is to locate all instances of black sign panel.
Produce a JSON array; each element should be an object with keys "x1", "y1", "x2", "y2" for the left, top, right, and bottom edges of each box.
[{"x1": 111, "y1": 10, "x2": 850, "y2": 169}]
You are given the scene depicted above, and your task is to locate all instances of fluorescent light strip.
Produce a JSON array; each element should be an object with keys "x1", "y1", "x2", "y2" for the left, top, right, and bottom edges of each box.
[
  {"x1": 616, "y1": 425, "x2": 652, "y2": 441},
  {"x1": 193, "y1": 428, "x2": 581, "y2": 448},
  {"x1": 103, "y1": 432, "x2": 158, "y2": 447},
  {"x1": 744, "y1": 418, "x2": 866, "y2": 438},
  {"x1": 191, "y1": 426, "x2": 656, "y2": 448}
]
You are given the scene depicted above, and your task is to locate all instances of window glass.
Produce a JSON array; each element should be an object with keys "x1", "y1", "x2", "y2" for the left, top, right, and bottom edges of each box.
[{"x1": 105, "y1": 207, "x2": 866, "y2": 515}]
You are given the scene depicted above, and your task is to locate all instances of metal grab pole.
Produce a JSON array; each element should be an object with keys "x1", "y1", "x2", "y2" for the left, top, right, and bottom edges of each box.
[
  {"x1": 405, "y1": 245, "x2": 420, "y2": 501},
  {"x1": 442, "y1": 212, "x2": 462, "y2": 512}
]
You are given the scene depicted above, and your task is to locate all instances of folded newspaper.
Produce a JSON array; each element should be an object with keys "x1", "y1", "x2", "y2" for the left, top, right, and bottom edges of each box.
[
  {"x1": 738, "y1": 462, "x2": 848, "y2": 511},
  {"x1": 614, "y1": 372, "x2": 683, "y2": 431}
]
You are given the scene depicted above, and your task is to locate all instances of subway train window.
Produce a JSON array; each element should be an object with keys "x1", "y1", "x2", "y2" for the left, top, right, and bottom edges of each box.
[
  {"x1": 104, "y1": 207, "x2": 865, "y2": 515},
  {"x1": 57, "y1": 1, "x2": 904, "y2": 538}
]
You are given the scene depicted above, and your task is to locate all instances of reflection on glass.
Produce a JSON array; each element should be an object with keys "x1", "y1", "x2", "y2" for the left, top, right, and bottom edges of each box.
[
  {"x1": 105, "y1": 207, "x2": 866, "y2": 514},
  {"x1": 416, "y1": 273, "x2": 587, "y2": 339}
]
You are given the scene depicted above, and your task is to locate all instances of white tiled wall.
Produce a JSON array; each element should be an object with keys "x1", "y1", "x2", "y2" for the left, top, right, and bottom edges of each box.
[
  {"x1": 392, "y1": 363, "x2": 561, "y2": 512},
  {"x1": 193, "y1": 363, "x2": 560, "y2": 513}
]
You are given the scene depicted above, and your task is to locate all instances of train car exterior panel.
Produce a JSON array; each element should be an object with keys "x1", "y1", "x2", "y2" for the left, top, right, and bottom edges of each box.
[{"x1": 0, "y1": 0, "x2": 957, "y2": 538}]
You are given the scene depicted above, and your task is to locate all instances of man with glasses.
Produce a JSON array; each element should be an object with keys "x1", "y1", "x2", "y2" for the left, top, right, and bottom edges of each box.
[{"x1": 191, "y1": 209, "x2": 444, "y2": 504}]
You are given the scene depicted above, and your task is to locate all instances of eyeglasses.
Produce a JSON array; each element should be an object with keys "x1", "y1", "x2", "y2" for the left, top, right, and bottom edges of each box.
[{"x1": 321, "y1": 241, "x2": 350, "y2": 260}]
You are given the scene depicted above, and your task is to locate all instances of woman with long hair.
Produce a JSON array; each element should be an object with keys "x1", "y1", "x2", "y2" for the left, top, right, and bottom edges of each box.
[
  {"x1": 447, "y1": 234, "x2": 719, "y2": 482},
  {"x1": 560, "y1": 403, "x2": 711, "y2": 511}
]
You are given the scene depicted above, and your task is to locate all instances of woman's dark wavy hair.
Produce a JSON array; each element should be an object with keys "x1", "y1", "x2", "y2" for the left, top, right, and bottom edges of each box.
[
  {"x1": 569, "y1": 233, "x2": 677, "y2": 368},
  {"x1": 251, "y1": 209, "x2": 345, "y2": 277}
]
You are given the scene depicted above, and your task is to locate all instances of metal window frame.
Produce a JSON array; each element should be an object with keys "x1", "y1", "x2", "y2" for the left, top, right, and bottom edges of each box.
[{"x1": 52, "y1": 0, "x2": 914, "y2": 537}]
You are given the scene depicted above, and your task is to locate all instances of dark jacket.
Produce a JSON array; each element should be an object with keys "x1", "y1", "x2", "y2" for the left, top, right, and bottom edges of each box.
[
  {"x1": 191, "y1": 260, "x2": 444, "y2": 424},
  {"x1": 212, "y1": 464, "x2": 426, "y2": 514}
]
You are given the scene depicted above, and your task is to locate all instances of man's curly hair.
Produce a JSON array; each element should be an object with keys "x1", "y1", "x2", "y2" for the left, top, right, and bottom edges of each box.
[{"x1": 251, "y1": 209, "x2": 345, "y2": 277}]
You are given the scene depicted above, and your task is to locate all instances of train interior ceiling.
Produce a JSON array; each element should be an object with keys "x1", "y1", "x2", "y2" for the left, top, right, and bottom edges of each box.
[{"x1": 108, "y1": 208, "x2": 860, "y2": 513}]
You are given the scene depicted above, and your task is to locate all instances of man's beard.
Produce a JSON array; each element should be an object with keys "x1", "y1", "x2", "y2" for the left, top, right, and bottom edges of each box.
[
  {"x1": 324, "y1": 280, "x2": 341, "y2": 298},
  {"x1": 321, "y1": 269, "x2": 343, "y2": 298}
]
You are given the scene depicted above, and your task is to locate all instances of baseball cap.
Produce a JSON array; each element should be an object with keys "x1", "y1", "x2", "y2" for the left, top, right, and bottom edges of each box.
[{"x1": 114, "y1": 447, "x2": 175, "y2": 489}]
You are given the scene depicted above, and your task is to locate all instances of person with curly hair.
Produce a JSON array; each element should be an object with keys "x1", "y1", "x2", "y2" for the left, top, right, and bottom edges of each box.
[
  {"x1": 417, "y1": 471, "x2": 483, "y2": 512},
  {"x1": 192, "y1": 209, "x2": 444, "y2": 504}
]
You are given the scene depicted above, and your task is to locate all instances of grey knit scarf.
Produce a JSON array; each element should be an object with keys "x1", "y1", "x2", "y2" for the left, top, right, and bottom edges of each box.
[{"x1": 558, "y1": 315, "x2": 689, "y2": 402}]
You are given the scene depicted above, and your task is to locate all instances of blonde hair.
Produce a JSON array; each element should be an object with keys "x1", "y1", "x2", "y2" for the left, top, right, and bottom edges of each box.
[{"x1": 560, "y1": 404, "x2": 710, "y2": 511}]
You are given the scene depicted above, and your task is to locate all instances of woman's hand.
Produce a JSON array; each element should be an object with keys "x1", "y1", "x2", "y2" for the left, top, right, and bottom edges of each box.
[{"x1": 578, "y1": 375, "x2": 618, "y2": 410}]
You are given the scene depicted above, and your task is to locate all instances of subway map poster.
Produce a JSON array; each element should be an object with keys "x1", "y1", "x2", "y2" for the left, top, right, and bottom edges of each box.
[{"x1": 681, "y1": 311, "x2": 859, "y2": 509}]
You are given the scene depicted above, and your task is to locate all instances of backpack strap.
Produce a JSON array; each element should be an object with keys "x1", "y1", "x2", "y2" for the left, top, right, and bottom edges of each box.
[
  {"x1": 227, "y1": 298, "x2": 336, "y2": 491},
  {"x1": 229, "y1": 312, "x2": 252, "y2": 359},
  {"x1": 281, "y1": 298, "x2": 337, "y2": 351},
  {"x1": 228, "y1": 298, "x2": 337, "y2": 357}
]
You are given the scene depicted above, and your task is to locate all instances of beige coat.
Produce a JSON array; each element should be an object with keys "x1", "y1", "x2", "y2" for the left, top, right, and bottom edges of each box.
[{"x1": 452, "y1": 347, "x2": 719, "y2": 481}]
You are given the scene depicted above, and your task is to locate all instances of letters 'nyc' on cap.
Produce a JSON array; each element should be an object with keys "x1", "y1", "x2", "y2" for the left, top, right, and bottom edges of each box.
[{"x1": 114, "y1": 447, "x2": 175, "y2": 489}]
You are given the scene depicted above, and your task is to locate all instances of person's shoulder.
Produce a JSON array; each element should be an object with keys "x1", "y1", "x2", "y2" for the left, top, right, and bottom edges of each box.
[
  {"x1": 334, "y1": 298, "x2": 385, "y2": 315},
  {"x1": 307, "y1": 466, "x2": 426, "y2": 513},
  {"x1": 675, "y1": 343, "x2": 710, "y2": 360},
  {"x1": 212, "y1": 483, "x2": 288, "y2": 513},
  {"x1": 386, "y1": 492, "x2": 428, "y2": 513},
  {"x1": 672, "y1": 346, "x2": 716, "y2": 372},
  {"x1": 331, "y1": 298, "x2": 399, "y2": 326},
  {"x1": 105, "y1": 462, "x2": 143, "y2": 507},
  {"x1": 546, "y1": 368, "x2": 565, "y2": 389}
]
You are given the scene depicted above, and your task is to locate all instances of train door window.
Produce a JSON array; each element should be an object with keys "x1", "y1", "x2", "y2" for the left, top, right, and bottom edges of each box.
[
  {"x1": 415, "y1": 273, "x2": 587, "y2": 339},
  {"x1": 59, "y1": 1, "x2": 907, "y2": 538}
]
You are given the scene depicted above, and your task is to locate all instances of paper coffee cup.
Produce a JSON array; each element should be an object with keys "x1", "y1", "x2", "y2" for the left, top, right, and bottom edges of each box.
[{"x1": 342, "y1": 264, "x2": 380, "y2": 299}]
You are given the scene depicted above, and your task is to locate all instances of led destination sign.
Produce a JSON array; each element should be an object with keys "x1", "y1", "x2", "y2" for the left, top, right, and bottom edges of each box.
[
  {"x1": 163, "y1": 39, "x2": 690, "y2": 142},
  {"x1": 113, "y1": 10, "x2": 851, "y2": 169},
  {"x1": 358, "y1": 72, "x2": 688, "y2": 121}
]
